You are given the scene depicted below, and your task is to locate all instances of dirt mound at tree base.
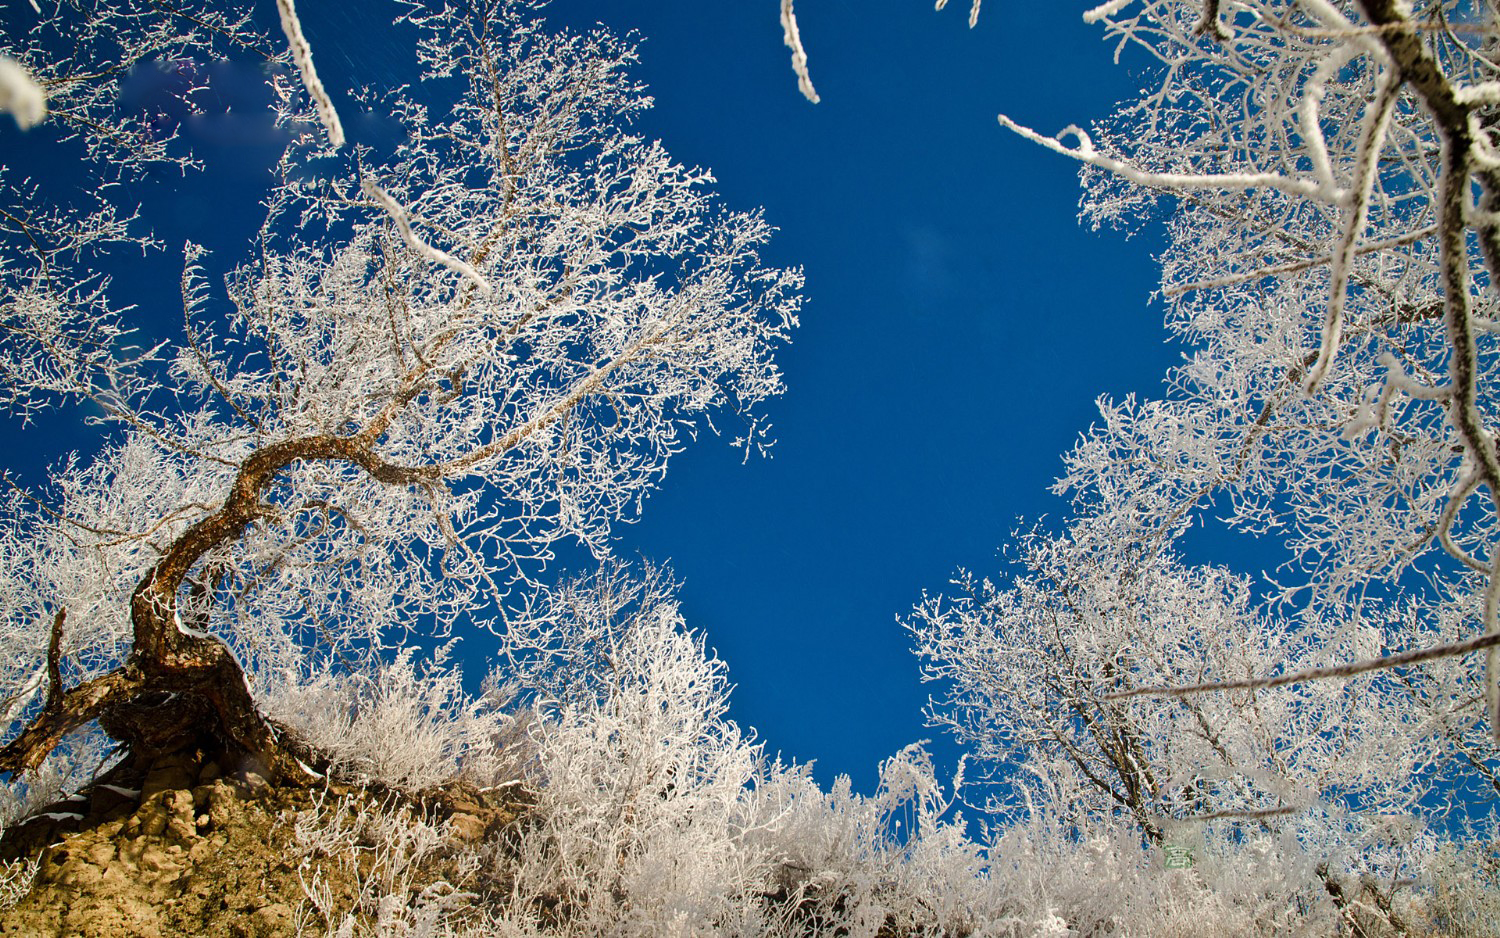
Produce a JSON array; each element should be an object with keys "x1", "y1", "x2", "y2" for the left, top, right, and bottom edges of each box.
[{"x1": 0, "y1": 745, "x2": 524, "y2": 937}]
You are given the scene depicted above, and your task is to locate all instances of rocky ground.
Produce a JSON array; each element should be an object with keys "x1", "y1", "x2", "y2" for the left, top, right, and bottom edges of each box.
[{"x1": 0, "y1": 745, "x2": 523, "y2": 937}]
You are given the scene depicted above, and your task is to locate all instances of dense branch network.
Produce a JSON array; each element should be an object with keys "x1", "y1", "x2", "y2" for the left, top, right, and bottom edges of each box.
[
  {"x1": 983, "y1": 1, "x2": 1500, "y2": 727},
  {"x1": 0, "y1": 0, "x2": 798, "y2": 781},
  {"x1": 907, "y1": 0, "x2": 1500, "y2": 892}
]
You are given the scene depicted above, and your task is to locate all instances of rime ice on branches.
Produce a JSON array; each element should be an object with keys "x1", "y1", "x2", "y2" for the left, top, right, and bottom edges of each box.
[{"x1": 0, "y1": 0, "x2": 798, "y2": 785}]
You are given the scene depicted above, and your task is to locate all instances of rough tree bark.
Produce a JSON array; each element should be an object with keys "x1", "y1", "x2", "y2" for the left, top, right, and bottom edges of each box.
[{"x1": 0, "y1": 434, "x2": 442, "y2": 780}]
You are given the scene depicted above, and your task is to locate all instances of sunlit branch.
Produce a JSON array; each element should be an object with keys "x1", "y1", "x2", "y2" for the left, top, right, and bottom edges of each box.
[
  {"x1": 997, "y1": 115, "x2": 1348, "y2": 204},
  {"x1": 780, "y1": 0, "x2": 819, "y2": 104}
]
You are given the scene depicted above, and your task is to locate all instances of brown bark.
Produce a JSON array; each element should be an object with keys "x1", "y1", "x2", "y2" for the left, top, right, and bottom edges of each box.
[
  {"x1": 1, "y1": 433, "x2": 439, "y2": 781},
  {"x1": 0, "y1": 670, "x2": 143, "y2": 774}
]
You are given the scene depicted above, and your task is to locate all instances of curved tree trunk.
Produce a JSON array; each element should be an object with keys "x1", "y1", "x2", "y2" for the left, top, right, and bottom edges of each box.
[
  {"x1": 0, "y1": 435, "x2": 430, "y2": 781},
  {"x1": 0, "y1": 600, "x2": 302, "y2": 782}
]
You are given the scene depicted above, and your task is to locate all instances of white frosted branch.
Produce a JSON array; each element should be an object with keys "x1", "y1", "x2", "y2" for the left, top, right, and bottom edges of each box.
[
  {"x1": 0, "y1": 667, "x2": 45, "y2": 724},
  {"x1": 1377, "y1": 351, "x2": 1451, "y2": 402},
  {"x1": 1083, "y1": 0, "x2": 1137, "y2": 23},
  {"x1": 276, "y1": 0, "x2": 344, "y2": 149},
  {"x1": 1341, "y1": 380, "x2": 1388, "y2": 440},
  {"x1": 1472, "y1": 119, "x2": 1500, "y2": 173},
  {"x1": 1305, "y1": 62, "x2": 1397, "y2": 394},
  {"x1": 997, "y1": 114, "x2": 1345, "y2": 203},
  {"x1": 780, "y1": 0, "x2": 820, "y2": 104},
  {"x1": 1436, "y1": 469, "x2": 1488, "y2": 575},
  {"x1": 1300, "y1": 44, "x2": 1358, "y2": 198},
  {"x1": 934, "y1": 0, "x2": 983, "y2": 27},
  {"x1": 1179, "y1": 804, "x2": 1301, "y2": 822},
  {"x1": 1483, "y1": 565, "x2": 1500, "y2": 743},
  {"x1": 1166, "y1": 225, "x2": 1435, "y2": 296},
  {"x1": 1303, "y1": 0, "x2": 1391, "y2": 64},
  {"x1": 1455, "y1": 82, "x2": 1500, "y2": 107},
  {"x1": 0, "y1": 56, "x2": 46, "y2": 130},
  {"x1": 361, "y1": 178, "x2": 493, "y2": 295}
]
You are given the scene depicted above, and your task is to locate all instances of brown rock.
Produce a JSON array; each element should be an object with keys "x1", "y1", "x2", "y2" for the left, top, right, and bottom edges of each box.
[{"x1": 0, "y1": 743, "x2": 529, "y2": 937}]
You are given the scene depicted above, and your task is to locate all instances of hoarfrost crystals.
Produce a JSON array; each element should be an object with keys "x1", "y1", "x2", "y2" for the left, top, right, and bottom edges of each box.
[
  {"x1": 275, "y1": 0, "x2": 344, "y2": 148},
  {"x1": 780, "y1": 0, "x2": 819, "y2": 104},
  {"x1": 360, "y1": 178, "x2": 492, "y2": 294}
]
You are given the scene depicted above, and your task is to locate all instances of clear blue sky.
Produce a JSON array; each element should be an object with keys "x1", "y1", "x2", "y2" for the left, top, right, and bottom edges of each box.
[
  {"x1": 3, "y1": 2, "x2": 1179, "y2": 794},
  {"x1": 526, "y1": 2, "x2": 1177, "y2": 791}
]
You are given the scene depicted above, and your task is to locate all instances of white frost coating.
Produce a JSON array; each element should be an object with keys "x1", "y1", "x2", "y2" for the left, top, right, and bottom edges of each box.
[
  {"x1": 1457, "y1": 82, "x2": 1500, "y2": 107},
  {"x1": 1299, "y1": 44, "x2": 1357, "y2": 198},
  {"x1": 173, "y1": 609, "x2": 255, "y2": 697},
  {"x1": 98, "y1": 784, "x2": 140, "y2": 797},
  {"x1": 1, "y1": 668, "x2": 45, "y2": 724},
  {"x1": 780, "y1": 0, "x2": 819, "y2": 104},
  {"x1": 0, "y1": 57, "x2": 45, "y2": 130},
  {"x1": 997, "y1": 113, "x2": 1346, "y2": 203},
  {"x1": 275, "y1": 0, "x2": 344, "y2": 149},
  {"x1": 172, "y1": 608, "x2": 210, "y2": 641},
  {"x1": 361, "y1": 177, "x2": 493, "y2": 294},
  {"x1": 1058, "y1": 124, "x2": 1094, "y2": 156},
  {"x1": 935, "y1": 0, "x2": 982, "y2": 27},
  {"x1": 294, "y1": 758, "x2": 324, "y2": 779},
  {"x1": 1300, "y1": 0, "x2": 1390, "y2": 63},
  {"x1": 1304, "y1": 56, "x2": 1396, "y2": 395},
  {"x1": 1167, "y1": 224, "x2": 1436, "y2": 296},
  {"x1": 1083, "y1": 0, "x2": 1136, "y2": 23},
  {"x1": 1482, "y1": 569, "x2": 1500, "y2": 743},
  {"x1": 1472, "y1": 114, "x2": 1500, "y2": 171}
]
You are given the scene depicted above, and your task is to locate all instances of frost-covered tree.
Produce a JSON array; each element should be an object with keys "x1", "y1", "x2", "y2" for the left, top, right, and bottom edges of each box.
[
  {"x1": 909, "y1": 524, "x2": 1465, "y2": 841},
  {"x1": 910, "y1": 0, "x2": 1500, "y2": 793},
  {"x1": 488, "y1": 563, "x2": 1000, "y2": 937},
  {"x1": 1011, "y1": 0, "x2": 1500, "y2": 729},
  {"x1": 903, "y1": 0, "x2": 1500, "y2": 928},
  {"x1": 907, "y1": 520, "x2": 1486, "y2": 932},
  {"x1": 0, "y1": 0, "x2": 798, "y2": 785}
]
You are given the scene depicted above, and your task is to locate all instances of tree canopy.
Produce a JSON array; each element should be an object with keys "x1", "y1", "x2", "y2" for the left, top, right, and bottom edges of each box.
[
  {"x1": 4, "y1": 0, "x2": 1500, "y2": 934},
  {"x1": 0, "y1": 0, "x2": 798, "y2": 780}
]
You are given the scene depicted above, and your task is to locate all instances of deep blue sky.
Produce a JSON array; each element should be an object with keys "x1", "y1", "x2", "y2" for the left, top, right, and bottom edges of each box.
[
  {"x1": 527, "y1": 1, "x2": 1177, "y2": 791},
  {"x1": 3, "y1": 2, "x2": 1177, "y2": 794}
]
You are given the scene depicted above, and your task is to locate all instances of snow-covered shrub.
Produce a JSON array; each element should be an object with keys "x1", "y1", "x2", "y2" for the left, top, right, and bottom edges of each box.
[
  {"x1": 288, "y1": 786, "x2": 487, "y2": 937},
  {"x1": 265, "y1": 643, "x2": 527, "y2": 793},
  {"x1": 498, "y1": 589, "x2": 772, "y2": 935},
  {"x1": 0, "y1": 854, "x2": 40, "y2": 914},
  {"x1": 488, "y1": 565, "x2": 1005, "y2": 937},
  {"x1": 744, "y1": 744, "x2": 1001, "y2": 937},
  {"x1": 979, "y1": 767, "x2": 1448, "y2": 938},
  {"x1": 985, "y1": 804, "x2": 1308, "y2": 937},
  {"x1": 1417, "y1": 833, "x2": 1500, "y2": 938}
]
